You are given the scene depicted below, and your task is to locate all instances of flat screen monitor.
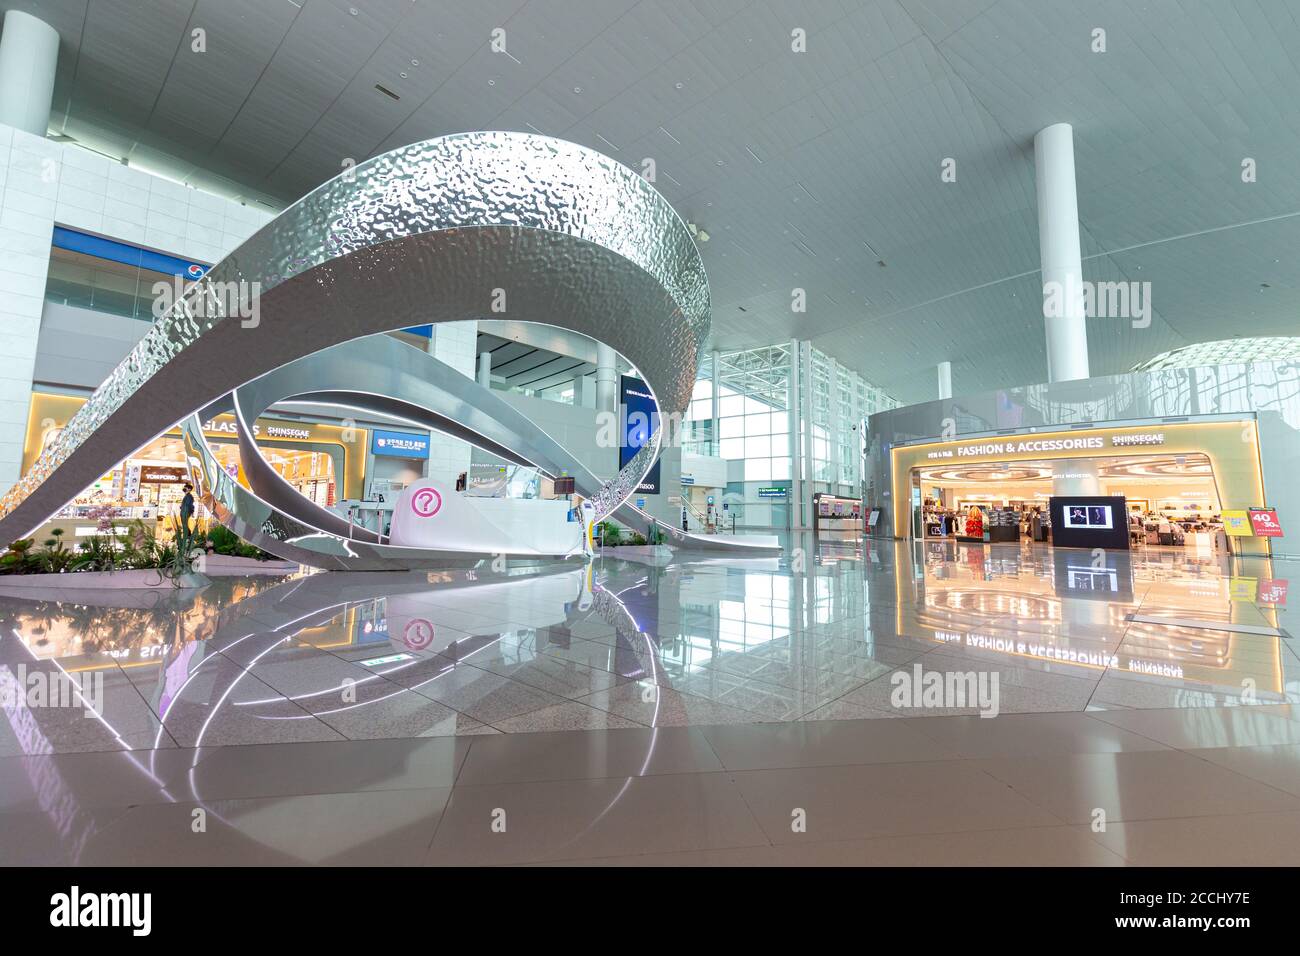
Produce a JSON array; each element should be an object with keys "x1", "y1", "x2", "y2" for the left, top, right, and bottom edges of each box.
[{"x1": 1049, "y1": 495, "x2": 1129, "y2": 550}]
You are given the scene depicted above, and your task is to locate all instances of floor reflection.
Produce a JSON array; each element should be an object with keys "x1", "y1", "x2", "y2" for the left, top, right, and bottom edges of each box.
[{"x1": 0, "y1": 537, "x2": 1295, "y2": 762}]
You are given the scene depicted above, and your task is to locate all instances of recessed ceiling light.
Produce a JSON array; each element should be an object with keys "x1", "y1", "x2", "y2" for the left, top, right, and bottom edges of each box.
[
  {"x1": 399, "y1": 71, "x2": 408, "y2": 78},
  {"x1": 349, "y1": 7, "x2": 358, "y2": 15},
  {"x1": 573, "y1": 86, "x2": 582, "y2": 93},
  {"x1": 410, "y1": 58, "x2": 419, "y2": 66}
]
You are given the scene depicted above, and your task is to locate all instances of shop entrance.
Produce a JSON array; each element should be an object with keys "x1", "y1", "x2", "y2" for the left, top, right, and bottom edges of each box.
[{"x1": 911, "y1": 452, "x2": 1227, "y2": 551}]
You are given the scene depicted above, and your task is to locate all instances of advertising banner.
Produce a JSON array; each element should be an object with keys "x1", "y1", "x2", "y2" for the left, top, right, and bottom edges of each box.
[
  {"x1": 619, "y1": 374, "x2": 660, "y2": 494},
  {"x1": 1221, "y1": 510, "x2": 1253, "y2": 536},
  {"x1": 1249, "y1": 508, "x2": 1283, "y2": 537}
]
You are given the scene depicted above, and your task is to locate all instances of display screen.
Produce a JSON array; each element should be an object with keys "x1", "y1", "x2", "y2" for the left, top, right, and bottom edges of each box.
[
  {"x1": 1063, "y1": 503, "x2": 1113, "y2": 530},
  {"x1": 371, "y1": 429, "x2": 430, "y2": 459},
  {"x1": 619, "y1": 375, "x2": 660, "y2": 494}
]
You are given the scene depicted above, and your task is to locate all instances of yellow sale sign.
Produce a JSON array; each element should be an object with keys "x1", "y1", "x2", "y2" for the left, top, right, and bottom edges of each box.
[{"x1": 1222, "y1": 510, "x2": 1253, "y2": 536}]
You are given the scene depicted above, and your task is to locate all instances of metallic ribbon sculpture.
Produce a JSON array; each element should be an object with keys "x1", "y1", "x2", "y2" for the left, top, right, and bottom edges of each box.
[{"x1": 0, "y1": 132, "x2": 771, "y2": 568}]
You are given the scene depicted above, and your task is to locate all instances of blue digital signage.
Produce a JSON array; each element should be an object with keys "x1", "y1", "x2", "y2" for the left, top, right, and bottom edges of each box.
[
  {"x1": 370, "y1": 429, "x2": 430, "y2": 459},
  {"x1": 619, "y1": 374, "x2": 660, "y2": 494}
]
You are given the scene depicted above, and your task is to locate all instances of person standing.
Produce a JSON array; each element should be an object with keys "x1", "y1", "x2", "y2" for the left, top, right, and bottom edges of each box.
[
  {"x1": 177, "y1": 480, "x2": 197, "y2": 561},
  {"x1": 179, "y1": 482, "x2": 195, "y2": 537}
]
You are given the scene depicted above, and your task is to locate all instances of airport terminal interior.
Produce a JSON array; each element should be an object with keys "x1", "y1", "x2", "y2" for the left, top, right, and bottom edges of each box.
[{"x1": 1, "y1": 0, "x2": 1299, "y2": 879}]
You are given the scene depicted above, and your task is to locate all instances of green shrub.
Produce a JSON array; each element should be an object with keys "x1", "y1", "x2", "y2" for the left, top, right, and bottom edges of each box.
[
  {"x1": 205, "y1": 523, "x2": 271, "y2": 560},
  {"x1": 0, "y1": 538, "x2": 39, "y2": 574}
]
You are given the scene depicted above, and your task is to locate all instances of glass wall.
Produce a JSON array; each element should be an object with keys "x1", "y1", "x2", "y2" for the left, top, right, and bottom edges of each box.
[
  {"x1": 683, "y1": 341, "x2": 897, "y2": 527},
  {"x1": 44, "y1": 247, "x2": 177, "y2": 321}
]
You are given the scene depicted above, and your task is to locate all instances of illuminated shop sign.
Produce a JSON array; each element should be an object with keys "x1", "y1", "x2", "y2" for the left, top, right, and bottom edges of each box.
[
  {"x1": 139, "y1": 466, "x2": 187, "y2": 484},
  {"x1": 1110, "y1": 432, "x2": 1165, "y2": 447},
  {"x1": 199, "y1": 419, "x2": 311, "y2": 440},
  {"x1": 371, "y1": 429, "x2": 430, "y2": 459},
  {"x1": 925, "y1": 432, "x2": 1166, "y2": 460},
  {"x1": 264, "y1": 425, "x2": 311, "y2": 440}
]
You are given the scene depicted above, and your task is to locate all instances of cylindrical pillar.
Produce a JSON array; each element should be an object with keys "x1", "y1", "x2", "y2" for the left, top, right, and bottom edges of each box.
[
  {"x1": 828, "y1": 357, "x2": 841, "y2": 489},
  {"x1": 1034, "y1": 123, "x2": 1090, "y2": 383},
  {"x1": 476, "y1": 351, "x2": 491, "y2": 387},
  {"x1": 787, "y1": 338, "x2": 801, "y2": 530},
  {"x1": 1053, "y1": 458, "x2": 1101, "y2": 497},
  {"x1": 800, "y1": 341, "x2": 815, "y2": 523},
  {"x1": 710, "y1": 348, "x2": 721, "y2": 456},
  {"x1": 595, "y1": 342, "x2": 617, "y2": 414},
  {"x1": 0, "y1": 11, "x2": 59, "y2": 137},
  {"x1": 937, "y1": 361, "x2": 952, "y2": 400}
]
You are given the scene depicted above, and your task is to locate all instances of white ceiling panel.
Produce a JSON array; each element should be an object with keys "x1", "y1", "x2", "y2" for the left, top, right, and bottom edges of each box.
[{"x1": 7, "y1": 0, "x2": 1300, "y2": 404}]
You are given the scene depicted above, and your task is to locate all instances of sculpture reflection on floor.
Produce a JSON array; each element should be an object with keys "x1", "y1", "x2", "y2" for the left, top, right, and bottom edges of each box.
[{"x1": 0, "y1": 131, "x2": 781, "y2": 569}]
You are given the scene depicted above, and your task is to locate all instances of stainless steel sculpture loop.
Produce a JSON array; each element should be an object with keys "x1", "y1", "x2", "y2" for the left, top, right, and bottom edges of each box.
[
  {"x1": 0, "y1": 132, "x2": 711, "y2": 559},
  {"x1": 214, "y1": 335, "x2": 780, "y2": 562}
]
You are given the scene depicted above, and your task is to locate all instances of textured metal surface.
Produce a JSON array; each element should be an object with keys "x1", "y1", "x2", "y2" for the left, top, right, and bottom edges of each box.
[
  {"x1": 224, "y1": 335, "x2": 779, "y2": 557},
  {"x1": 0, "y1": 132, "x2": 710, "y2": 562},
  {"x1": 178, "y1": 411, "x2": 586, "y2": 571}
]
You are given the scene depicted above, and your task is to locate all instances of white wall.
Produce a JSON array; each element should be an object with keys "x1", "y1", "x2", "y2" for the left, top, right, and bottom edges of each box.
[
  {"x1": 34, "y1": 301, "x2": 144, "y2": 389},
  {"x1": 681, "y1": 451, "x2": 727, "y2": 488},
  {"x1": 423, "y1": 320, "x2": 478, "y2": 487},
  {"x1": 0, "y1": 121, "x2": 274, "y2": 492},
  {"x1": 497, "y1": 390, "x2": 613, "y2": 479}
]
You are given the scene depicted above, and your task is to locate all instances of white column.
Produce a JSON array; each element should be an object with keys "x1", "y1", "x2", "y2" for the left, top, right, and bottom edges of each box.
[
  {"x1": 595, "y1": 342, "x2": 617, "y2": 414},
  {"x1": 828, "y1": 357, "x2": 841, "y2": 490},
  {"x1": 787, "y1": 338, "x2": 801, "y2": 530},
  {"x1": 476, "y1": 350, "x2": 491, "y2": 387},
  {"x1": 1053, "y1": 458, "x2": 1101, "y2": 497},
  {"x1": 801, "y1": 341, "x2": 816, "y2": 522},
  {"x1": 1034, "y1": 123, "x2": 1090, "y2": 383},
  {"x1": 423, "y1": 322, "x2": 476, "y2": 484},
  {"x1": 0, "y1": 11, "x2": 59, "y2": 137},
  {"x1": 937, "y1": 361, "x2": 952, "y2": 400},
  {"x1": 710, "y1": 348, "x2": 720, "y2": 456}
]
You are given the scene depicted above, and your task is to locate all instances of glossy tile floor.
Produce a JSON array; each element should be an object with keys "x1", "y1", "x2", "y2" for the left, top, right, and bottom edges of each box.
[{"x1": 2, "y1": 535, "x2": 1298, "y2": 865}]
